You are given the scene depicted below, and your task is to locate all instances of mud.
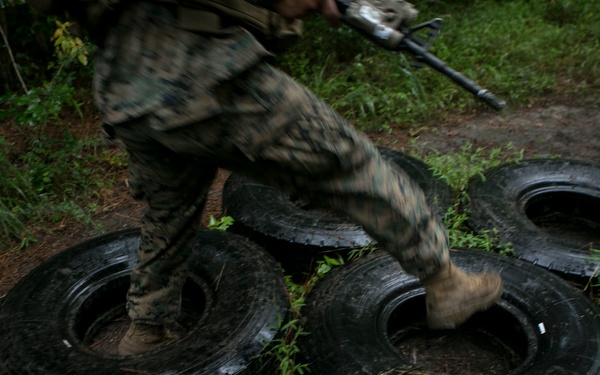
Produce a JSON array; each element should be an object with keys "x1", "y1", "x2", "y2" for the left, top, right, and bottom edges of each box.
[{"x1": 409, "y1": 104, "x2": 600, "y2": 162}]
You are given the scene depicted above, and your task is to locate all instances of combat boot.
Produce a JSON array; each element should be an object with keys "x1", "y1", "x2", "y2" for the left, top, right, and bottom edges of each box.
[
  {"x1": 117, "y1": 323, "x2": 175, "y2": 356},
  {"x1": 423, "y1": 262, "x2": 503, "y2": 330}
]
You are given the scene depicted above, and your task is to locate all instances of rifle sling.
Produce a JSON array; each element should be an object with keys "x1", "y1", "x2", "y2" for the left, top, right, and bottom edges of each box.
[{"x1": 168, "y1": 0, "x2": 301, "y2": 39}]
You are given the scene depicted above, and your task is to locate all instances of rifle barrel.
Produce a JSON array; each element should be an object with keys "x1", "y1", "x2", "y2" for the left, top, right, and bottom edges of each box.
[{"x1": 401, "y1": 39, "x2": 506, "y2": 111}]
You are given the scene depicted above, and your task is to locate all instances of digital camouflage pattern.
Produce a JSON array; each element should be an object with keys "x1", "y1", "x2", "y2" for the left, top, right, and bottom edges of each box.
[
  {"x1": 96, "y1": 2, "x2": 449, "y2": 324},
  {"x1": 95, "y1": 2, "x2": 271, "y2": 129}
]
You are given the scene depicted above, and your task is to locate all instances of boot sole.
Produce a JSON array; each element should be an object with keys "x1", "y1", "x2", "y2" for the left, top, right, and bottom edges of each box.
[{"x1": 427, "y1": 279, "x2": 504, "y2": 330}]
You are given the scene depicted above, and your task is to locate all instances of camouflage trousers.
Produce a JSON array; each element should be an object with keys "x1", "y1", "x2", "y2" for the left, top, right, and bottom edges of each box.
[{"x1": 113, "y1": 62, "x2": 449, "y2": 325}]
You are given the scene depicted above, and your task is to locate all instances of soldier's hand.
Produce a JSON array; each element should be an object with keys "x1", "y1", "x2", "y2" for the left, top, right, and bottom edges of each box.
[{"x1": 275, "y1": 0, "x2": 340, "y2": 26}]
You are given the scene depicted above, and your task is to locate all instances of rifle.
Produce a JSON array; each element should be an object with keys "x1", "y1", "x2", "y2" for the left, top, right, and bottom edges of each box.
[{"x1": 335, "y1": 0, "x2": 506, "y2": 111}]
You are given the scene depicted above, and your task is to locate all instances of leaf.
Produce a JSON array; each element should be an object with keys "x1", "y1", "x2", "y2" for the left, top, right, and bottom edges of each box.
[{"x1": 77, "y1": 54, "x2": 88, "y2": 66}]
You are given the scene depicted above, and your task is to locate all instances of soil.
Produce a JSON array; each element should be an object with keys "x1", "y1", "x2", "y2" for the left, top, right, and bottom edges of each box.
[
  {"x1": 1, "y1": 96, "x2": 599, "y2": 373},
  {"x1": 392, "y1": 325, "x2": 522, "y2": 374},
  {"x1": 379, "y1": 100, "x2": 600, "y2": 161}
]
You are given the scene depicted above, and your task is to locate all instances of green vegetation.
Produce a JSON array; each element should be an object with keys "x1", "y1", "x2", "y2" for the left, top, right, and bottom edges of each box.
[
  {"x1": 2, "y1": 0, "x2": 598, "y2": 251},
  {"x1": 1, "y1": 5, "x2": 98, "y2": 249},
  {"x1": 261, "y1": 255, "x2": 344, "y2": 375},
  {"x1": 278, "y1": 0, "x2": 600, "y2": 131},
  {"x1": 0, "y1": 128, "x2": 109, "y2": 247},
  {"x1": 585, "y1": 246, "x2": 600, "y2": 305},
  {"x1": 415, "y1": 142, "x2": 524, "y2": 254},
  {"x1": 206, "y1": 215, "x2": 234, "y2": 231},
  {"x1": 415, "y1": 142, "x2": 524, "y2": 193}
]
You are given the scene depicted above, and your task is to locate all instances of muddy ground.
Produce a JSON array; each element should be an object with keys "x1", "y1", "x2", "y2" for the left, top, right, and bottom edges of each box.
[{"x1": 384, "y1": 101, "x2": 600, "y2": 161}]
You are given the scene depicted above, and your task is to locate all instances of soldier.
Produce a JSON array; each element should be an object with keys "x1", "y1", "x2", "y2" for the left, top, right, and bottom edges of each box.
[{"x1": 31, "y1": 0, "x2": 503, "y2": 356}]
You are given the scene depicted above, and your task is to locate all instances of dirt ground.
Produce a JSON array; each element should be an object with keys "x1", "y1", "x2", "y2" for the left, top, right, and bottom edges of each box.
[
  {"x1": 0, "y1": 97, "x2": 599, "y2": 373},
  {"x1": 382, "y1": 100, "x2": 600, "y2": 161}
]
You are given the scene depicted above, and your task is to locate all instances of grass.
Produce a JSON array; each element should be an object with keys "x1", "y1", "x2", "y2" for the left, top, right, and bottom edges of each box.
[
  {"x1": 0, "y1": 123, "x2": 119, "y2": 251},
  {"x1": 260, "y1": 255, "x2": 345, "y2": 375},
  {"x1": 411, "y1": 142, "x2": 524, "y2": 254},
  {"x1": 584, "y1": 247, "x2": 600, "y2": 305},
  {"x1": 413, "y1": 142, "x2": 524, "y2": 193},
  {"x1": 277, "y1": 0, "x2": 600, "y2": 131}
]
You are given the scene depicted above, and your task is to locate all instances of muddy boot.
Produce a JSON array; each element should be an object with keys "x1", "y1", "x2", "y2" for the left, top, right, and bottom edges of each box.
[
  {"x1": 423, "y1": 262, "x2": 503, "y2": 330},
  {"x1": 117, "y1": 323, "x2": 174, "y2": 356}
]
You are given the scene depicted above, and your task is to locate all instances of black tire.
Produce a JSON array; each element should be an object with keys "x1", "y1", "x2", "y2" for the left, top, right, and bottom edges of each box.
[
  {"x1": 300, "y1": 249, "x2": 600, "y2": 375},
  {"x1": 465, "y1": 159, "x2": 600, "y2": 279},
  {"x1": 0, "y1": 229, "x2": 289, "y2": 374},
  {"x1": 223, "y1": 147, "x2": 452, "y2": 253}
]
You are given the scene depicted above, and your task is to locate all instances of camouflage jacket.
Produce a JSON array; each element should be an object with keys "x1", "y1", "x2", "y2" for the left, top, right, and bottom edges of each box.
[{"x1": 93, "y1": 2, "x2": 271, "y2": 130}]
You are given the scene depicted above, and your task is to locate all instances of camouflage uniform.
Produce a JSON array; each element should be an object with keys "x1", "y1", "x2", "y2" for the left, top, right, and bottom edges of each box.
[{"x1": 95, "y1": 2, "x2": 449, "y2": 325}]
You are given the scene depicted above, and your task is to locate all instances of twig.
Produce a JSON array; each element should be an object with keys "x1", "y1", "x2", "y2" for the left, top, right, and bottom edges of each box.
[
  {"x1": 583, "y1": 261, "x2": 600, "y2": 292},
  {"x1": 0, "y1": 21, "x2": 28, "y2": 93},
  {"x1": 214, "y1": 262, "x2": 226, "y2": 291}
]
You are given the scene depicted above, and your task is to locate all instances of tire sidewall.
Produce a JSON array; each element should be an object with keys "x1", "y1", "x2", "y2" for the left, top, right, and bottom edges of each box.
[
  {"x1": 0, "y1": 229, "x2": 288, "y2": 375},
  {"x1": 300, "y1": 249, "x2": 600, "y2": 375},
  {"x1": 466, "y1": 159, "x2": 600, "y2": 278}
]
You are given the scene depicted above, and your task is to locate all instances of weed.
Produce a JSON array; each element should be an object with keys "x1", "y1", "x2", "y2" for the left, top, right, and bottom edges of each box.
[
  {"x1": 415, "y1": 142, "x2": 524, "y2": 194},
  {"x1": 347, "y1": 243, "x2": 379, "y2": 261},
  {"x1": 0, "y1": 129, "x2": 115, "y2": 250},
  {"x1": 444, "y1": 203, "x2": 514, "y2": 256},
  {"x1": 261, "y1": 255, "x2": 344, "y2": 375},
  {"x1": 0, "y1": 137, "x2": 37, "y2": 245},
  {"x1": 1, "y1": 21, "x2": 90, "y2": 127},
  {"x1": 262, "y1": 314, "x2": 310, "y2": 375},
  {"x1": 206, "y1": 215, "x2": 234, "y2": 231},
  {"x1": 50, "y1": 20, "x2": 90, "y2": 67},
  {"x1": 99, "y1": 148, "x2": 128, "y2": 168},
  {"x1": 0, "y1": 201, "x2": 32, "y2": 250},
  {"x1": 410, "y1": 142, "x2": 522, "y2": 254},
  {"x1": 0, "y1": 78, "x2": 81, "y2": 127}
]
